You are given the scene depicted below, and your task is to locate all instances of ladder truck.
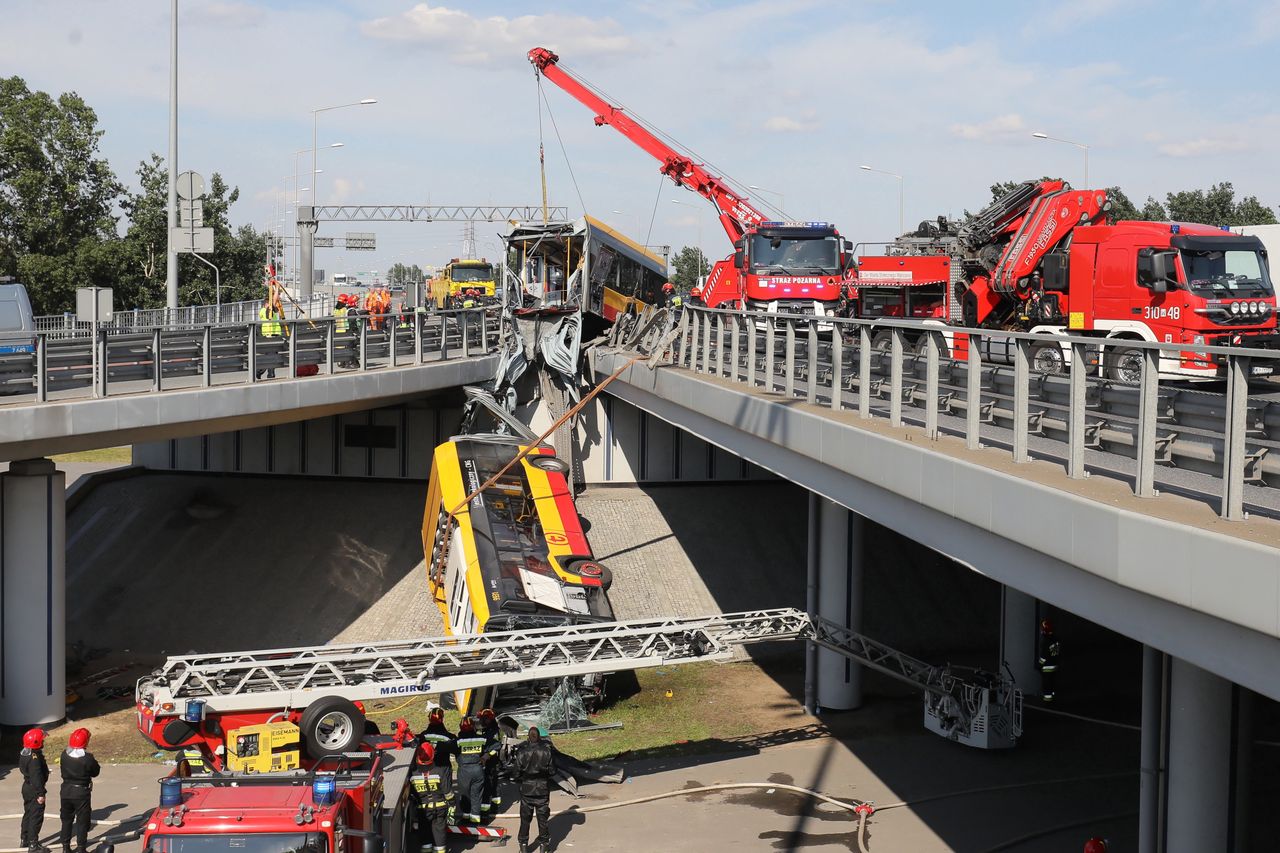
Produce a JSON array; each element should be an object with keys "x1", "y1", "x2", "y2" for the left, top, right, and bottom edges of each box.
[
  {"x1": 849, "y1": 180, "x2": 1279, "y2": 379},
  {"x1": 529, "y1": 47, "x2": 853, "y2": 324},
  {"x1": 125, "y1": 610, "x2": 1020, "y2": 853}
]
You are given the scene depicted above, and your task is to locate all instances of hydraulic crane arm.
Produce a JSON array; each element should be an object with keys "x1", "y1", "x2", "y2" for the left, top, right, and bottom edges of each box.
[{"x1": 529, "y1": 47, "x2": 766, "y2": 245}]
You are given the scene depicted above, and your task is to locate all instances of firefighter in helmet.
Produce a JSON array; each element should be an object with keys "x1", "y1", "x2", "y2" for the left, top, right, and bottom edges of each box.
[
  {"x1": 1037, "y1": 617, "x2": 1062, "y2": 702},
  {"x1": 409, "y1": 742, "x2": 453, "y2": 853},
  {"x1": 454, "y1": 716, "x2": 496, "y2": 823},
  {"x1": 1083, "y1": 838, "x2": 1108, "y2": 853},
  {"x1": 416, "y1": 707, "x2": 457, "y2": 788},
  {"x1": 477, "y1": 708, "x2": 503, "y2": 812},
  {"x1": 58, "y1": 729, "x2": 100, "y2": 853},
  {"x1": 20, "y1": 728, "x2": 48, "y2": 853}
]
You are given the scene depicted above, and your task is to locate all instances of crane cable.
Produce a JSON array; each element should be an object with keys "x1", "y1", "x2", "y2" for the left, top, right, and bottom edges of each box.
[
  {"x1": 535, "y1": 69, "x2": 549, "y2": 225},
  {"x1": 537, "y1": 78, "x2": 588, "y2": 218}
]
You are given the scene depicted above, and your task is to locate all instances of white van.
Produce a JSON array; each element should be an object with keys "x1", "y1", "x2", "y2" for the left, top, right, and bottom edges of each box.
[{"x1": 0, "y1": 282, "x2": 36, "y2": 355}]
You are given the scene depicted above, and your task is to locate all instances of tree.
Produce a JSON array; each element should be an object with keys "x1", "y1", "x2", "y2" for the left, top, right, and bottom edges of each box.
[
  {"x1": 1163, "y1": 182, "x2": 1277, "y2": 226},
  {"x1": 1, "y1": 76, "x2": 122, "y2": 312},
  {"x1": 670, "y1": 246, "x2": 709, "y2": 293}
]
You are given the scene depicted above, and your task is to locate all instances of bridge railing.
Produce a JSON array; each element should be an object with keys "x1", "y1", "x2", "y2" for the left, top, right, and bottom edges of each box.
[
  {"x1": 0, "y1": 307, "x2": 499, "y2": 406},
  {"x1": 656, "y1": 306, "x2": 1280, "y2": 522},
  {"x1": 33, "y1": 297, "x2": 334, "y2": 338}
]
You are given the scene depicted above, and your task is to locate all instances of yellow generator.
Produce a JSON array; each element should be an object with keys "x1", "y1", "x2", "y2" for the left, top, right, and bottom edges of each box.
[{"x1": 226, "y1": 721, "x2": 301, "y2": 773}]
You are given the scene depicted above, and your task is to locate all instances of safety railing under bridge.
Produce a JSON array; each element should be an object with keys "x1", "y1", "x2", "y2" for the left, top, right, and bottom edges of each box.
[
  {"x1": 0, "y1": 308, "x2": 498, "y2": 405},
  {"x1": 643, "y1": 306, "x2": 1280, "y2": 522}
]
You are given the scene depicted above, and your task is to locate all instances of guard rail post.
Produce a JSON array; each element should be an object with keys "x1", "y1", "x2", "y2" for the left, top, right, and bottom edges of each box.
[
  {"x1": 360, "y1": 321, "x2": 369, "y2": 370},
  {"x1": 247, "y1": 323, "x2": 257, "y2": 381},
  {"x1": 390, "y1": 320, "x2": 400, "y2": 368},
  {"x1": 152, "y1": 328, "x2": 163, "y2": 392},
  {"x1": 1067, "y1": 341, "x2": 1087, "y2": 478},
  {"x1": 889, "y1": 328, "x2": 904, "y2": 427},
  {"x1": 413, "y1": 314, "x2": 423, "y2": 365},
  {"x1": 966, "y1": 333, "x2": 982, "y2": 449},
  {"x1": 746, "y1": 314, "x2": 757, "y2": 386},
  {"x1": 96, "y1": 328, "x2": 108, "y2": 398},
  {"x1": 288, "y1": 322, "x2": 299, "y2": 376},
  {"x1": 325, "y1": 320, "x2": 336, "y2": 374},
  {"x1": 858, "y1": 325, "x2": 871, "y2": 418},
  {"x1": 1221, "y1": 353, "x2": 1249, "y2": 520},
  {"x1": 202, "y1": 326, "x2": 212, "y2": 388},
  {"x1": 830, "y1": 324, "x2": 843, "y2": 411},
  {"x1": 34, "y1": 335, "x2": 47, "y2": 403},
  {"x1": 701, "y1": 311, "x2": 713, "y2": 374},
  {"x1": 462, "y1": 312, "x2": 472, "y2": 359},
  {"x1": 685, "y1": 311, "x2": 697, "y2": 369},
  {"x1": 784, "y1": 319, "x2": 797, "y2": 398},
  {"x1": 764, "y1": 316, "x2": 776, "y2": 390},
  {"x1": 730, "y1": 312, "x2": 742, "y2": 382},
  {"x1": 713, "y1": 314, "x2": 724, "y2": 376},
  {"x1": 806, "y1": 323, "x2": 818, "y2": 404},
  {"x1": 480, "y1": 311, "x2": 489, "y2": 353},
  {"x1": 924, "y1": 331, "x2": 939, "y2": 439},
  {"x1": 1135, "y1": 347, "x2": 1160, "y2": 497},
  {"x1": 439, "y1": 314, "x2": 449, "y2": 361},
  {"x1": 1013, "y1": 339, "x2": 1030, "y2": 462}
]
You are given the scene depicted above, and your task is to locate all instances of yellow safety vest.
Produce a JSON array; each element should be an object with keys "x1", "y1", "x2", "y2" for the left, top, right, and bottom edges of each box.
[
  {"x1": 333, "y1": 306, "x2": 348, "y2": 333},
  {"x1": 258, "y1": 306, "x2": 282, "y2": 337}
]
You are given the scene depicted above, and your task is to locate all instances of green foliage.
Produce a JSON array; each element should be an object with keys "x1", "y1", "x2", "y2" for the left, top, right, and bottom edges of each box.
[
  {"x1": 386, "y1": 262, "x2": 425, "y2": 287},
  {"x1": 1163, "y1": 182, "x2": 1277, "y2": 227},
  {"x1": 669, "y1": 245, "x2": 709, "y2": 292}
]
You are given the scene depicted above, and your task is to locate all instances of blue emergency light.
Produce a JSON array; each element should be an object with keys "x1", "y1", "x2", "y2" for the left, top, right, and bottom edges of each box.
[
  {"x1": 312, "y1": 776, "x2": 337, "y2": 806},
  {"x1": 182, "y1": 699, "x2": 205, "y2": 723},
  {"x1": 160, "y1": 777, "x2": 183, "y2": 807},
  {"x1": 1170, "y1": 224, "x2": 1181, "y2": 234}
]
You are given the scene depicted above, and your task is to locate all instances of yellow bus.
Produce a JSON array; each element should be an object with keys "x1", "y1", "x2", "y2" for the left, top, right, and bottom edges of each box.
[{"x1": 421, "y1": 403, "x2": 615, "y2": 713}]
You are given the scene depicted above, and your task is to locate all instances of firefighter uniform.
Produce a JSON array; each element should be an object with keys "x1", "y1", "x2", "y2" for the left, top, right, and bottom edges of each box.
[
  {"x1": 511, "y1": 733, "x2": 555, "y2": 853},
  {"x1": 455, "y1": 729, "x2": 495, "y2": 823},
  {"x1": 478, "y1": 717, "x2": 503, "y2": 811},
  {"x1": 1037, "y1": 621, "x2": 1062, "y2": 702},
  {"x1": 58, "y1": 747, "x2": 99, "y2": 853},
  {"x1": 417, "y1": 723, "x2": 457, "y2": 787},
  {"x1": 178, "y1": 748, "x2": 208, "y2": 775},
  {"x1": 410, "y1": 765, "x2": 454, "y2": 853},
  {"x1": 19, "y1": 745, "x2": 48, "y2": 851}
]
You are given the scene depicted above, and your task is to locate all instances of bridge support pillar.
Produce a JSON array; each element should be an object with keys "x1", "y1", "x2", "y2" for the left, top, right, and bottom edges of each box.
[
  {"x1": 998, "y1": 586, "x2": 1039, "y2": 695},
  {"x1": 812, "y1": 496, "x2": 863, "y2": 711},
  {"x1": 297, "y1": 207, "x2": 316, "y2": 302},
  {"x1": 0, "y1": 459, "x2": 66, "y2": 725},
  {"x1": 1165, "y1": 657, "x2": 1232, "y2": 852}
]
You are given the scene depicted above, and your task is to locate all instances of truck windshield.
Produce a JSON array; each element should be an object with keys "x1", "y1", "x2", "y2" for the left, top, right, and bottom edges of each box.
[
  {"x1": 750, "y1": 236, "x2": 839, "y2": 275},
  {"x1": 1180, "y1": 249, "x2": 1274, "y2": 296},
  {"x1": 451, "y1": 266, "x2": 494, "y2": 283},
  {"x1": 148, "y1": 833, "x2": 327, "y2": 853}
]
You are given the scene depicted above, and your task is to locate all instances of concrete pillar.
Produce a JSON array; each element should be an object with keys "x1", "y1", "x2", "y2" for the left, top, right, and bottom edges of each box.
[
  {"x1": 1138, "y1": 646, "x2": 1167, "y2": 853},
  {"x1": 1165, "y1": 657, "x2": 1231, "y2": 853},
  {"x1": 0, "y1": 459, "x2": 66, "y2": 725},
  {"x1": 804, "y1": 493, "x2": 818, "y2": 715},
  {"x1": 298, "y1": 217, "x2": 316, "y2": 301},
  {"x1": 814, "y1": 497, "x2": 863, "y2": 711},
  {"x1": 999, "y1": 586, "x2": 1039, "y2": 694}
]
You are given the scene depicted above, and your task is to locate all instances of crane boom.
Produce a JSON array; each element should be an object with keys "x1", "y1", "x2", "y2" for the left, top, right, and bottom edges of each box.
[{"x1": 529, "y1": 47, "x2": 765, "y2": 244}]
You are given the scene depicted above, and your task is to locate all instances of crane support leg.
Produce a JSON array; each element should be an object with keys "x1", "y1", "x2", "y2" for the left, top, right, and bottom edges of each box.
[
  {"x1": 813, "y1": 497, "x2": 863, "y2": 711},
  {"x1": 0, "y1": 459, "x2": 66, "y2": 725}
]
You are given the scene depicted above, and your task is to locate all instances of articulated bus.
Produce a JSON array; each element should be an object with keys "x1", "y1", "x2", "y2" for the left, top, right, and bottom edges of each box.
[{"x1": 421, "y1": 427, "x2": 615, "y2": 714}]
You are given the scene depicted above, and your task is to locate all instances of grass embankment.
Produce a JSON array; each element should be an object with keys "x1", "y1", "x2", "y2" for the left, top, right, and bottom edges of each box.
[
  {"x1": 64, "y1": 661, "x2": 796, "y2": 766},
  {"x1": 50, "y1": 446, "x2": 132, "y2": 464}
]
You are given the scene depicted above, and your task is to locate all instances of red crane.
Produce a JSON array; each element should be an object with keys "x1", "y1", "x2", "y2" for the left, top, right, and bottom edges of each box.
[{"x1": 530, "y1": 47, "x2": 850, "y2": 318}]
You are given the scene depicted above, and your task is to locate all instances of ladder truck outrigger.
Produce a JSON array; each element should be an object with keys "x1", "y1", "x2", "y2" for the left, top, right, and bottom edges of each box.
[
  {"x1": 848, "y1": 180, "x2": 1279, "y2": 379},
  {"x1": 529, "y1": 47, "x2": 853, "y2": 326}
]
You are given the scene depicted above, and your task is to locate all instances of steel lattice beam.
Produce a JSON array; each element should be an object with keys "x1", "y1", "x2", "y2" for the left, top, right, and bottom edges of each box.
[{"x1": 298, "y1": 205, "x2": 569, "y2": 223}]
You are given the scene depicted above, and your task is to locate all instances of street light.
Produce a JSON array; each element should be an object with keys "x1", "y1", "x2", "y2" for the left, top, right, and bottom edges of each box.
[
  {"x1": 312, "y1": 98, "x2": 377, "y2": 202},
  {"x1": 671, "y1": 199, "x2": 706, "y2": 277},
  {"x1": 291, "y1": 144, "x2": 342, "y2": 288},
  {"x1": 611, "y1": 209, "x2": 642, "y2": 237},
  {"x1": 860, "y1": 165, "x2": 904, "y2": 236},
  {"x1": 748, "y1": 184, "x2": 785, "y2": 215},
  {"x1": 1031, "y1": 131, "x2": 1090, "y2": 188}
]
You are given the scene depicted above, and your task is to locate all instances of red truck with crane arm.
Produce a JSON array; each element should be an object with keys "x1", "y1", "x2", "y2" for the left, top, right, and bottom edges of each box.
[
  {"x1": 529, "y1": 47, "x2": 852, "y2": 323},
  {"x1": 848, "y1": 180, "x2": 1279, "y2": 379}
]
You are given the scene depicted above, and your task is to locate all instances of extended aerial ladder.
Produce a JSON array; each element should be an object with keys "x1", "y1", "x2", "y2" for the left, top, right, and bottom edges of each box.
[{"x1": 138, "y1": 608, "x2": 1020, "y2": 752}]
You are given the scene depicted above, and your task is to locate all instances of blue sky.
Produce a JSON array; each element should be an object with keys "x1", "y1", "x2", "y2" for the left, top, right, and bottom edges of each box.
[{"x1": 8, "y1": 0, "x2": 1280, "y2": 278}]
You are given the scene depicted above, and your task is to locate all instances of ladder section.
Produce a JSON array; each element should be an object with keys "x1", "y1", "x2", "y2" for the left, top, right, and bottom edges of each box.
[{"x1": 139, "y1": 609, "x2": 809, "y2": 714}]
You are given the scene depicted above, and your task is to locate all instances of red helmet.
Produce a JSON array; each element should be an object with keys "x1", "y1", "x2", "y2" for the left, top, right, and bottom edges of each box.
[
  {"x1": 428, "y1": 707, "x2": 445, "y2": 724},
  {"x1": 22, "y1": 728, "x2": 45, "y2": 750},
  {"x1": 1040, "y1": 618, "x2": 1055, "y2": 634},
  {"x1": 662, "y1": 282, "x2": 674, "y2": 293},
  {"x1": 68, "y1": 728, "x2": 90, "y2": 749},
  {"x1": 478, "y1": 708, "x2": 496, "y2": 722},
  {"x1": 1083, "y1": 838, "x2": 1108, "y2": 853},
  {"x1": 459, "y1": 716, "x2": 475, "y2": 733},
  {"x1": 415, "y1": 742, "x2": 435, "y2": 766}
]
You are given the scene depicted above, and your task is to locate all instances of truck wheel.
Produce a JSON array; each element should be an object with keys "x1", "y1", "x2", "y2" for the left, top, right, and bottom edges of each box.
[
  {"x1": 1030, "y1": 343, "x2": 1065, "y2": 376},
  {"x1": 1106, "y1": 345, "x2": 1145, "y2": 384},
  {"x1": 300, "y1": 697, "x2": 365, "y2": 760},
  {"x1": 870, "y1": 331, "x2": 894, "y2": 362}
]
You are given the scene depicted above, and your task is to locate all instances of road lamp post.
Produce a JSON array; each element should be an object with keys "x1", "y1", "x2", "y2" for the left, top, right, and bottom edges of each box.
[
  {"x1": 312, "y1": 99, "x2": 376, "y2": 202},
  {"x1": 1032, "y1": 132, "x2": 1090, "y2": 188},
  {"x1": 748, "y1": 184, "x2": 785, "y2": 216},
  {"x1": 860, "y1": 165, "x2": 904, "y2": 236}
]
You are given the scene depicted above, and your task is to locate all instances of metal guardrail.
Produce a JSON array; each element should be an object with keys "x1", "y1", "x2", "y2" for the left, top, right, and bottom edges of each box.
[
  {"x1": 0, "y1": 308, "x2": 498, "y2": 405},
  {"x1": 33, "y1": 297, "x2": 334, "y2": 338},
  {"x1": 645, "y1": 307, "x2": 1280, "y2": 522}
]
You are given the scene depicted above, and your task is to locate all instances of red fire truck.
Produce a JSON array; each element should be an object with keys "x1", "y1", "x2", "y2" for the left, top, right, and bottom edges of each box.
[
  {"x1": 848, "y1": 180, "x2": 1278, "y2": 379},
  {"x1": 529, "y1": 47, "x2": 853, "y2": 322}
]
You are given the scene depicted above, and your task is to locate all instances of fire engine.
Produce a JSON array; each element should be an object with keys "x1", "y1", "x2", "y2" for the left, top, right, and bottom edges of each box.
[
  {"x1": 848, "y1": 180, "x2": 1279, "y2": 379},
  {"x1": 529, "y1": 47, "x2": 852, "y2": 322}
]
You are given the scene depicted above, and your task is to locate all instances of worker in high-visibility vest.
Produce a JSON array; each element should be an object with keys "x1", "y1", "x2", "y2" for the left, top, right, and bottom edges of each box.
[
  {"x1": 256, "y1": 299, "x2": 283, "y2": 379},
  {"x1": 416, "y1": 708, "x2": 457, "y2": 788},
  {"x1": 409, "y1": 743, "x2": 453, "y2": 853},
  {"x1": 333, "y1": 294, "x2": 349, "y2": 334},
  {"x1": 455, "y1": 717, "x2": 496, "y2": 824}
]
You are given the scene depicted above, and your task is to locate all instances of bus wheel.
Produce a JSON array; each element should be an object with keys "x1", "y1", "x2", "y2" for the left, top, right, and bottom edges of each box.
[
  {"x1": 300, "y1": 697, "x2": 365, "y2": 760},
  {"x1": 1106, "y1": 345, "x2": 1145, "y2": 384},
  {"x1": 1030, "y1": 342, "x2": 1065, "y2": 376},
  {"x1": 567, "y1": 558, "x2": 613, "y2": 591}
]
